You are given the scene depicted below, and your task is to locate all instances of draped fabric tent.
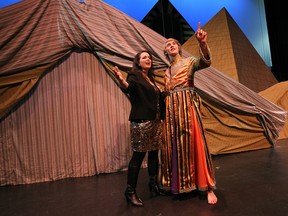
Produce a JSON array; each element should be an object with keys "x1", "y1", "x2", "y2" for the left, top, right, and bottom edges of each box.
[
  {"x1": 0, "y1": 0, "x2": 286, "y2": 186},
  {"x1": 258, "y1": 81, "x2": 288, "y2": 140}
]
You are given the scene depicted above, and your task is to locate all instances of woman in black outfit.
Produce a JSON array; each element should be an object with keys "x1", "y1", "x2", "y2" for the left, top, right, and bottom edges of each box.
[{"x1": 112, "y1": 50, "x2": 165, "y2": 207}]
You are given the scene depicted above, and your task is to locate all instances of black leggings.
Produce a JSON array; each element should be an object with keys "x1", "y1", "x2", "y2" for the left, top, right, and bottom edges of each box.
[{"x1": 128, "y1": 150, "x2": 159, "y2": 176}]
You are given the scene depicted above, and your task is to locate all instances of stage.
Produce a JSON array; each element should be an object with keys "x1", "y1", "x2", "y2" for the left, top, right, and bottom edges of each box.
[{"x1": 1, "y1": 139, "x2": 287, "y2": 216}]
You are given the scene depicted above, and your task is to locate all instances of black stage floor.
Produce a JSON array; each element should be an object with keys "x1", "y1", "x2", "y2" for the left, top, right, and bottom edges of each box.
[{"x1": 1, "y1": 139, "x2": 288, "y2": 216}]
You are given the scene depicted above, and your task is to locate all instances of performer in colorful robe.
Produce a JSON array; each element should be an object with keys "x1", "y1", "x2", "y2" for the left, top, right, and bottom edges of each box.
[{"x1": 160, "y1": 23, "x2": 218, "y2": 205}]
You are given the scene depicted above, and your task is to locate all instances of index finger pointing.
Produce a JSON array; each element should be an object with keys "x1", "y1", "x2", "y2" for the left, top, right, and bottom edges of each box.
[{"x1": 198, "y1": 22, "x2": 201, "y2": 30}]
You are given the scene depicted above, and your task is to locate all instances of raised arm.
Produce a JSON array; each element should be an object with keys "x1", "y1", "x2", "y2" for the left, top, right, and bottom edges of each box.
[
  {"x1": 112, "y1": 66, "x2": 129, "y2": 89},
  {"x1": 195, "y1": 22, "x2": 209, "y2": 59}
]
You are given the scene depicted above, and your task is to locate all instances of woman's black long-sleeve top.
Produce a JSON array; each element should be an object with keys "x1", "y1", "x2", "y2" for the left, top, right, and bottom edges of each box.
[{"x1": 121, "y1": 71, "x2": 165, "y2": 122}]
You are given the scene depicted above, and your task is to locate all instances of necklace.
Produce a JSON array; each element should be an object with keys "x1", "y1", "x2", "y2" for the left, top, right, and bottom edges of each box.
[
  {"x1": 142, "y1": 74, "x2": 151, "y2": 83},
  {"x1": 142, "y1": 73, "x2": 158, "y2": 91}
]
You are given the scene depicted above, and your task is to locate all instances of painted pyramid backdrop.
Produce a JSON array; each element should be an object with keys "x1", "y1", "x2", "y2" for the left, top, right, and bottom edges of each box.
[{"x1": 183, "y1": 8, "x2": 278, "y2": 93}]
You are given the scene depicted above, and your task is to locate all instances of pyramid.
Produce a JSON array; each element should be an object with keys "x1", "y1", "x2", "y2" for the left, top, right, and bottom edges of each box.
[
  {"x1": 183, "y1": 8, "x2": 278, "y2": 93},
  {"x1": 141, "y1": 0, "x2": 194, "y2": 44}
]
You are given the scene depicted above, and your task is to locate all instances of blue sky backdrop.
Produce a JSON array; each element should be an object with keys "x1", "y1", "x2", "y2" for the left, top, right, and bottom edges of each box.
[{"x1": 0, "y1": 0, "x2": 271, "y2": 66}]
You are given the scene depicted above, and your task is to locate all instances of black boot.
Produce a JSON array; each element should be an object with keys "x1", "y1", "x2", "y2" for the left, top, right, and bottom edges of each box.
[
  {"x1": 125, "y1": 156, "x2": 144, "y2": 207},
  {"x1": 125, "y1": 184, "x2": 143, "y2": 207},
  {"x1": 148, "y1": 175, "x2": 166, "y2": 196},
  {"x1": 147, "y1": 151, "x2": 165, "y2": 196}
]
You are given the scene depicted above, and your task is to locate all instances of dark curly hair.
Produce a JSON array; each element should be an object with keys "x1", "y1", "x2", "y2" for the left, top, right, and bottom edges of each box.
[{"x1": 131, "y1": 50, "x2": 155, "y2": 81}]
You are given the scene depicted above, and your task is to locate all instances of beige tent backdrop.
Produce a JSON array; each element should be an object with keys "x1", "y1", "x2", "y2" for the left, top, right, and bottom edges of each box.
[{"x1": 0, "y1": 0, "x2": 287, "y2": 186}]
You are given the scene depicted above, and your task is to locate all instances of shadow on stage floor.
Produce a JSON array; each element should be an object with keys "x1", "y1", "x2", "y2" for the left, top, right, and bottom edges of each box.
[{"x1": 1, "y1": 139, "x2": 288, "y2": 216}]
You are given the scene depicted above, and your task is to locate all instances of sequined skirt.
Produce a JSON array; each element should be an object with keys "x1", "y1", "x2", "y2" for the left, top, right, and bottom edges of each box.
[{"x1": 130, "y1": 117, "x2": 163, "y2": 152}]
